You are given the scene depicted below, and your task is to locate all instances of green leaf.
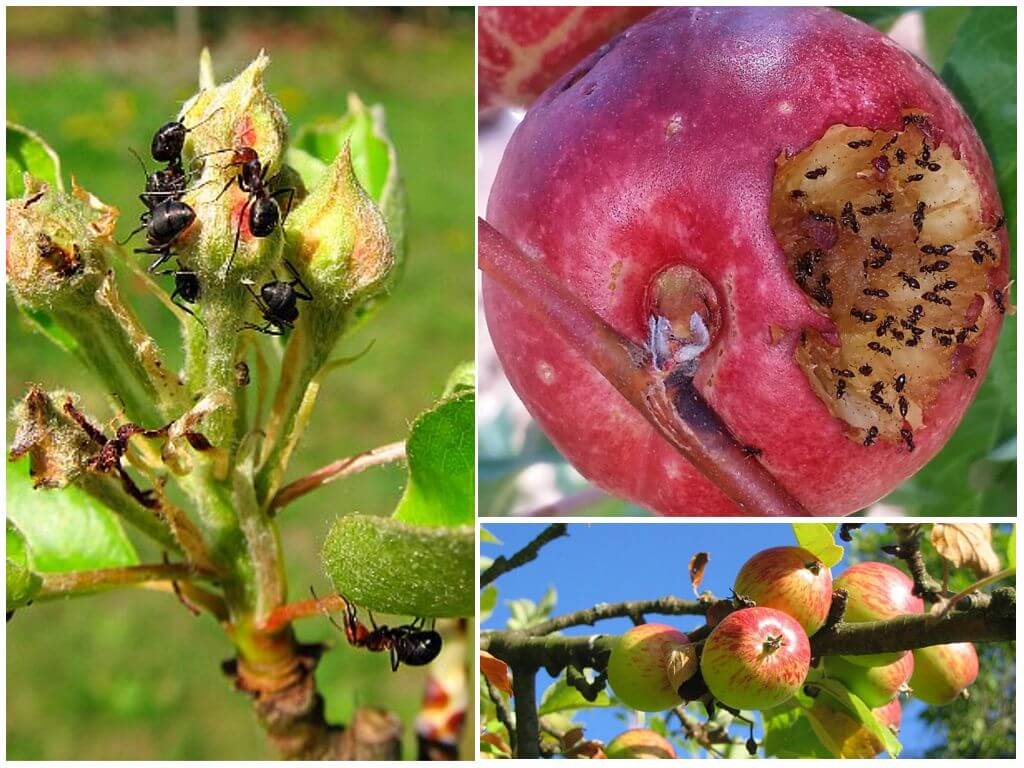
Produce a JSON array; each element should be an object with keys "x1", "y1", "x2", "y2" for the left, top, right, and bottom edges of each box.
[
  {"x1": 6, "y1": 521, "x2": 42, "y2": 611},
  {"x1": 6, "y1": 122, "x2": 63, "y2": 198},
  {"x1": 480, "y1": 526, "x2": 501, "y2": 545},
  {"x1": 392, "y1": 389, "x2": 474, "y2": 527},
  {"x1": 815, "y1": 679, "x2": 902, "y2": 757},
  {"x1": 922, "y1": 6, "x2": 970, "y2": 70},
  {"x1": 322, "y1": 514, "x2": 473, "y2": 617},
  {"x1": 443, "y1": 360, "x2": 475, "y2": 396},
  {"x1": 480, "y1": 584, "x2": 498, "y2": 622},
  {"x1": 763, "y1": 700, "x2": 831, "y2": 759},
  {"x1": 1007, "y1": 526, "x2": 1016, "y2": 570},
  {"x1": 793, "y1": 523, "x2": 844, "y2": 567},
  {"x1": 506, "y1": 586, "x2": 557, "y2": 630},
  {"x1": 6, "y1": 460, "x2": 138, "y2": 573},
  {"x1": 538, "y1": 674, "x2": 612, "y2": 716}
]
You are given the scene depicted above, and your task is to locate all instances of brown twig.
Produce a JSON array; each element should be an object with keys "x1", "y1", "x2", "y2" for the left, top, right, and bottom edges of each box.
[
  {"x1": 478, "y1": 218, "x2": 808, "y2": 517},
  {"x1": 527, "y1": 595, "x2": 707, "y2": 636},
  {"x1": 480, "y1": 523, "x2": 568, "y2": 587},
  {"x1": 269, "y1": 440, "x2": 406, "y2": 512}
]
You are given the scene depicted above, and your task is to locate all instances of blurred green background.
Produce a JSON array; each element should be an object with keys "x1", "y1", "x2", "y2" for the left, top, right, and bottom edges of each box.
[{"x1": 7, "y1": 6, "x2": 474, "y2": 759}]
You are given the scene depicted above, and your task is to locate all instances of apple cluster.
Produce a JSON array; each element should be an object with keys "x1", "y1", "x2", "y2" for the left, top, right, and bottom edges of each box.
[{"x1": 605, "y1": 547, "x2": 979, "y2": 755}]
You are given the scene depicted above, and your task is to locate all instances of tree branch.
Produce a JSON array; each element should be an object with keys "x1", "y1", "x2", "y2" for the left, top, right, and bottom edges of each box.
[
  {"x1": 486, "y1": 678, "x2": 516, "y2": 755},
  {"x1": 510, "y1": 663, "x2": 540, "y2": 759},
  {"x1": 480, "y1": 523, "x2": 568, "y2": 587},
  {"x1": 479, "y1": 217, "x2": 809, "y2": 517},
  {"x1": 269, "y1": 440, "x2": 406, "y2": 512},
  {"x1": 886, "y1": 524, "x2": 943, "y2": 600},
  {"x1": 527, "y1": 595, "x2": 707, "y2": 636}
]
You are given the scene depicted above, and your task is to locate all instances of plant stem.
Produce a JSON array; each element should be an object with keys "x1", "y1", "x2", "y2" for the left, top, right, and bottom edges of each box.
[
  {"x1": 478, "y1": 218, "x2": 808, "y2": 517},
  {"x1": 480, "y1": 523, "x2": 568, "y2": 587},
  {"x1": 270, "y1": 440, "x2": 406, "y2": 511},
  {"x1": 36, "y1": 563, "x2": 203, "y2": 598}
]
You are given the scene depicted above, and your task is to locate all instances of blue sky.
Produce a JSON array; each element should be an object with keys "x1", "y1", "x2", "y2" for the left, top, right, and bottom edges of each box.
[{"x1": 482, "y1": 522, "x2": 947, "y2": 758}]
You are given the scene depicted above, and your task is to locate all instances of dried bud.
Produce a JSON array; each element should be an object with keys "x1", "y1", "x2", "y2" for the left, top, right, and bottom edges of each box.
[
  {"x1": 9, "y1": 387, "x2": 97, "y2": 489},
  {"x1": 6, "y1": 177, "x2": 116, "y2": 311}
]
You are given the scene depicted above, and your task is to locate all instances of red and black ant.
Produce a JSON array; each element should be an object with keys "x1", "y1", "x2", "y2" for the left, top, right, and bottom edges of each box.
[
  {"x1": 313, "y1": 588, "x2": 442, "y2": 671},
  {"x1": 195, "y1": 145, "x2": 295, "y2": 272},
  {"x1": 241, "y1": 259, "x2": 312, "y2": 336}
]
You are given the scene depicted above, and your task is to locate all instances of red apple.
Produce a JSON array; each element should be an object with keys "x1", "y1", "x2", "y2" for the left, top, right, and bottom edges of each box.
[
  {"x1": 824, "y1": 651, "x2": 914, "y2": 708},
  {"x1": 478, "y1": 6, "x2": 652, "y2": 112},
  {"x1": 733, "y1": 546, "x2": 833, "y2": 635},
  {"x1": 483, "y1": 6, "x2": 1008, "y2": 516},
  {"x1": 700, "y1": 606, "x2": 810, "y2": 710},
  {"x1": 833, "y1": 562, "x2": 924, "y2": 667},
  {"x1": 607, "y1": 623, "x2": 690, "y2": 712},
  {"x1": 910, "y1": 641, "x2": 979, "y2": 705},
  {"x1": 605, "y1": 728, "x2": 677, "y2": 759}
]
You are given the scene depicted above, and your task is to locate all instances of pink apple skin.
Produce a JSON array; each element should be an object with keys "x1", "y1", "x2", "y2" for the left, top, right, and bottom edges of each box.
[
  {"x1": 825, "y1": 651, "x2": 914, "y2": 708},
  {"x1": 484, "y1": 6, "x2": 1008, "y2": 516},
  {"x1": 910, "y1": 641, "x2": 979, "y2": 705},
  {"x1": 607, "y1": 623, "x2": 690, "y2": 712},
  {"x1": 875, "y1": 697, "x2": 902, "y2": 732},
  {"x1": 700, "y1": 606, "x2": 810, "y2": 710},
  {"x1": 734, "y1": 546, "x2": 833, "y2": 635},
  {"x1": 605, "y1": 728, "x2": 677, "y2": 759},
  {"x1": 833, "y1": 562, "x2": 924, "y2": 667},
  {"x1": 478, "y1": 6, "x2": 652, "y2": 112}
]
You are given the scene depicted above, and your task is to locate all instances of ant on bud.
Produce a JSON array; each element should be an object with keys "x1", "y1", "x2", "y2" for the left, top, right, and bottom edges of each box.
[
  {"x1": 312, "y1": 588, "x2": 442, "y2": 671},
  {"x1": 241, "y1": 259, "x2": 312, "y2": 336}
]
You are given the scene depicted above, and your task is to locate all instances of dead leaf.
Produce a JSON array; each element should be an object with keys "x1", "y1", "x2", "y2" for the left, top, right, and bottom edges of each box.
[
  {"x1": 480, "y1": 651, "x2": 513, "y2": 695},
  {"x1": 566, "y1": 740, "x2": 606, "y2": 759},
  {"x1": 480, "y1": 731, "x2": 511, "y2": 756},
  {"x1": 666, "y1": 644, "x2": 699, "y2": 690},
  {"x1": 931, "y1": 524, "x2": 1001, "y2": 577},
  {"x1": 689, "y1": 552, "x2": 710, "y2": 596},
  {"x1": 560, "y1": 727, "x2": 585, "y2": 751}
]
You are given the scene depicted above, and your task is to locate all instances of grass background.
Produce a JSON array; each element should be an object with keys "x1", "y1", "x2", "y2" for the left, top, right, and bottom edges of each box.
[{"x1": 6, "y1": 6, "x2": 474, "y2": 759}]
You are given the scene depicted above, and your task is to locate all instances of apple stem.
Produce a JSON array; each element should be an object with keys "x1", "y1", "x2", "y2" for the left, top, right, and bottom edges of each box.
[{"x1": 479, "y1": 218, "x2": 810, "y2": 517}]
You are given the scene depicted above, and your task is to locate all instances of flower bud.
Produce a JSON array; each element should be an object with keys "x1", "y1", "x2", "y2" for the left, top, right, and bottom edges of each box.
[{"x1": 8, "y1": 386, "x2": 97, "y2": 489}]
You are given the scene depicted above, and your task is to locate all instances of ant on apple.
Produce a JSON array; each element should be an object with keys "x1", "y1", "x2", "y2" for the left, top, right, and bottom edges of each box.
[{"x1": 311, "y1": 588, "x2": 442, "y2": 671}]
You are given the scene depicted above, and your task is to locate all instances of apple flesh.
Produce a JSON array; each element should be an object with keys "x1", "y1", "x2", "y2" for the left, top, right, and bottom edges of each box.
[
  {"x1": 605, "y1": 728, "x2": 677, "y2": 759},
  {"x1": 483, "y1": 6, "x2": 1008, "y2": 516},
  {"x1": 733, "y1": 546, "x2": 833, "y2": 635},
  {"x1": 833, "y1": 561, "x2": 924, "y2": 667},
  {"x1": 824, "y1": 651, "x2": 914, "y2": 708},
  {"x1": 910, "y1": 641, "x2": 979, "y2": 705},
  {"x1": 478, "y1": 6, "x2": 651, "y2": 112},
  {"x1": 607, "y1": 623, "x2": 690, "y2": 712},
  {"x1": 700, "y1": 606, "x2": 810, "y2": 711}
]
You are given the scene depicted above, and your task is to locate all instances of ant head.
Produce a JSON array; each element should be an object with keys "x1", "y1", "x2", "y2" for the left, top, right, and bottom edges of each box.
[{"x1": 152, "y1": 121, "x2": 187, "y2": 163}]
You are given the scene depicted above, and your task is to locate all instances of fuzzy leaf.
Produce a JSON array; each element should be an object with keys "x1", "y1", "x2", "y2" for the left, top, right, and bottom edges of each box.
[
  {"x1": 6, "y1": 460, "x2": 138, "y2": 573},
  {"x1": 793, "y1": 523, "x2": 844, "y2": 567},
  {"x1": 7, "y1": 520, "x2": 42, "y2": 611},
  {"x1": 392, "y1": 388, "x2": 474, "y2": 527},
  {"x1": 322, "y1": 514, "x2": 473, "y2": 617},
  {"x1": 6, "y1": 122, "x2": 63, "y2": 198},
  {"x1": 538, "y1": 675, "x2": 611, "y2": 716}
]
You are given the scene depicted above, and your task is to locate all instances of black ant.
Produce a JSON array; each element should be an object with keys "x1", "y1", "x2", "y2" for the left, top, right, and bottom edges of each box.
[
  {"x1": 196, "y1": 146, "x2": 295, "y2": 272},
  {"x1": 155, "y1": 259, "x2": 202, "y2": 324},
  {"x1": 150, "y1": 107, "x2": 221, "y2": 176},
  {"x1": 313, "y1": 588, "x2": 442, "y2": 671},
  {"x1": 241, "y1": 259, "x2": 312, "y2": 336},
  {"x1": 118, "y1": 198, "x2": 197, "y2": 272}
]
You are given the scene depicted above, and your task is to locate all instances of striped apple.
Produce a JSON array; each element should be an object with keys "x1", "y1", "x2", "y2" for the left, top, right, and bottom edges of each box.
[
  {"x1": 700, "y1": 607, "x2": 810, "y2": 710},
  {"x1": 607, "y1": 623, "x2": 690, "y2": 712},
  {"x1": 910, "y1": 642, "x2": 979, "y2": 705},
  {"x1": 825, "y1": 651, "x2": 914, "y2": 707},
  {"x1": 833, "y1": 562, "x2": 924, "y2": 667},
  {"x1": 734, "y1": 546, "x2": 833, "y2": 635},
  {"x1": 605, "y1": 728, "x2": 677, "y2": 759}
]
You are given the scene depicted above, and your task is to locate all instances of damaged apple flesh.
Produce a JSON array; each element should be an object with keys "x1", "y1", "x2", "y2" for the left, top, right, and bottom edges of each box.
[{"x1": 483, "y1": 7, "x2": 1008, "y2": 516}]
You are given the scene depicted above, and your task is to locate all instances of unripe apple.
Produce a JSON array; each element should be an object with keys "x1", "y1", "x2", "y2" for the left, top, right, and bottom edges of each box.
[
  {"x1": 910, "y1": 641, "x2": 979, "y2": 705},
  {"x1": 605, "y1": 728, "x2": 677, "y2": 759},
  {"x1": 734, "y1": 546, "x2": 833, "y2": 635},
  {"x1": 833, "y1": 562, "x2": 923, "y2": 666},
  {"x1": 700, "y1": 607, "x2": 810, "y2": 710},
  {"x1": 808, "y1": 696, "x2": 901, "y2": 757},
  {"x1": 607, "y1": 623, "x2": 690, "y2": 712},
  {"x1": 483, "y1": 6, "x2": 1008, "y2": 516},
  {"x1": 824, "y1": 651, "x2": 914, "y2": 708},
  {"x1": 478, "y1": 6, "x2": 652, "y2": 112}
]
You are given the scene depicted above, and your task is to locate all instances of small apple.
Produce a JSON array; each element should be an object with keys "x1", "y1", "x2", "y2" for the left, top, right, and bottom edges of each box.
[
  {"x1": 700, "y1": 607, "x2": 810, "y2": 711},
  {"x1": 734, "y1": 546, "x2": 833, "y2": 635},
  {"x1": 910, "y1": 642, "x2": 979, "y2": 705},
  {"x1": 808, "y1": 696, "x2": 901, "y2": 757},
  {"x1": 607, "y1": 623, "x2": 690, "y2": 712},
  {"x1": 824, "y1": 652, "x2": 914, "y2": 708},
  {"x1": 605, "y1": 728, "x2": 677, "y2": 759},
  {"x1": 833, "y1": 562, "x2": 924, "y2": 667}
]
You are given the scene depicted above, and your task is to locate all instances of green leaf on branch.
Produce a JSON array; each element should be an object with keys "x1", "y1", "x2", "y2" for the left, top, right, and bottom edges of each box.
[
  {"x1": 762, "y1": 700, "x2": 830, "y2": 759},
  {"x1": 480, "y1": 584, "x2": 498, "y2": 621},
  {"x1": 814, "y1": 679, "x2": 902, "y2": 757},
  {"x1": 322, "y1": 514, "x2": 473, "y2": 617},
  {"x1": 1007, "y1": 525, "x2": 1016, "y2": 570},
  {"x1": 538, "y1": 675, "x2": 611, "y2": 715},
  {"x1": 6, "y1": 461, "x2": 138, "y2": 573},
  {"x1": 7, "y1": 520, "x2": 42, "y2": 611},
  {"x1": 480, "y1": 526, "x2": 501, "y2": 544},
  {"x1": 392, "y1": 386, "x2": 474, "y2": 527},
  {"x1": 792, "y1": 523, "x2": 844, "y2": 566},
  {"x1": 6, "y1": 122, "x2": 63, "y2": 198}
]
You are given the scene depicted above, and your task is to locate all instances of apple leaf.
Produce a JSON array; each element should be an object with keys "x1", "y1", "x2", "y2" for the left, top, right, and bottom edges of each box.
[
  {"x1": 480, "y1": 526, "x2": 501, "y2": 544},
  {"x1": 1007, "y1": 525, "x2": 1016, "y2": 570},
  {"x1": 762, "y1": 700, "x2": 831, "y2": 759},
  {"x1": 6, "y1": 460, "x2": 138, "y2": 574},
  {"x1": 538, "y1": 675, "x2": 612, "y2": 716},
  {"x1": 792, "y1": 523, "x2": 844, "y2": 567},
  {"x1": 921, "y1": 6, "x2": 970, "y2": 70},
  {"x1": 7, "y1": 122, "x2": 63, "y2": 198},
  {"x1": 480, "y1": 650, "x2": 512, "y2": 695},
  {"x1": 6, "y1": 520, "x2": 42, "y2": 611},
  {"x1": 481, "y1": 584, "x2": 498, "y2": 622},
  {"x1": 814, "y1": 679, "x2": 902, "y2": 757}
]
